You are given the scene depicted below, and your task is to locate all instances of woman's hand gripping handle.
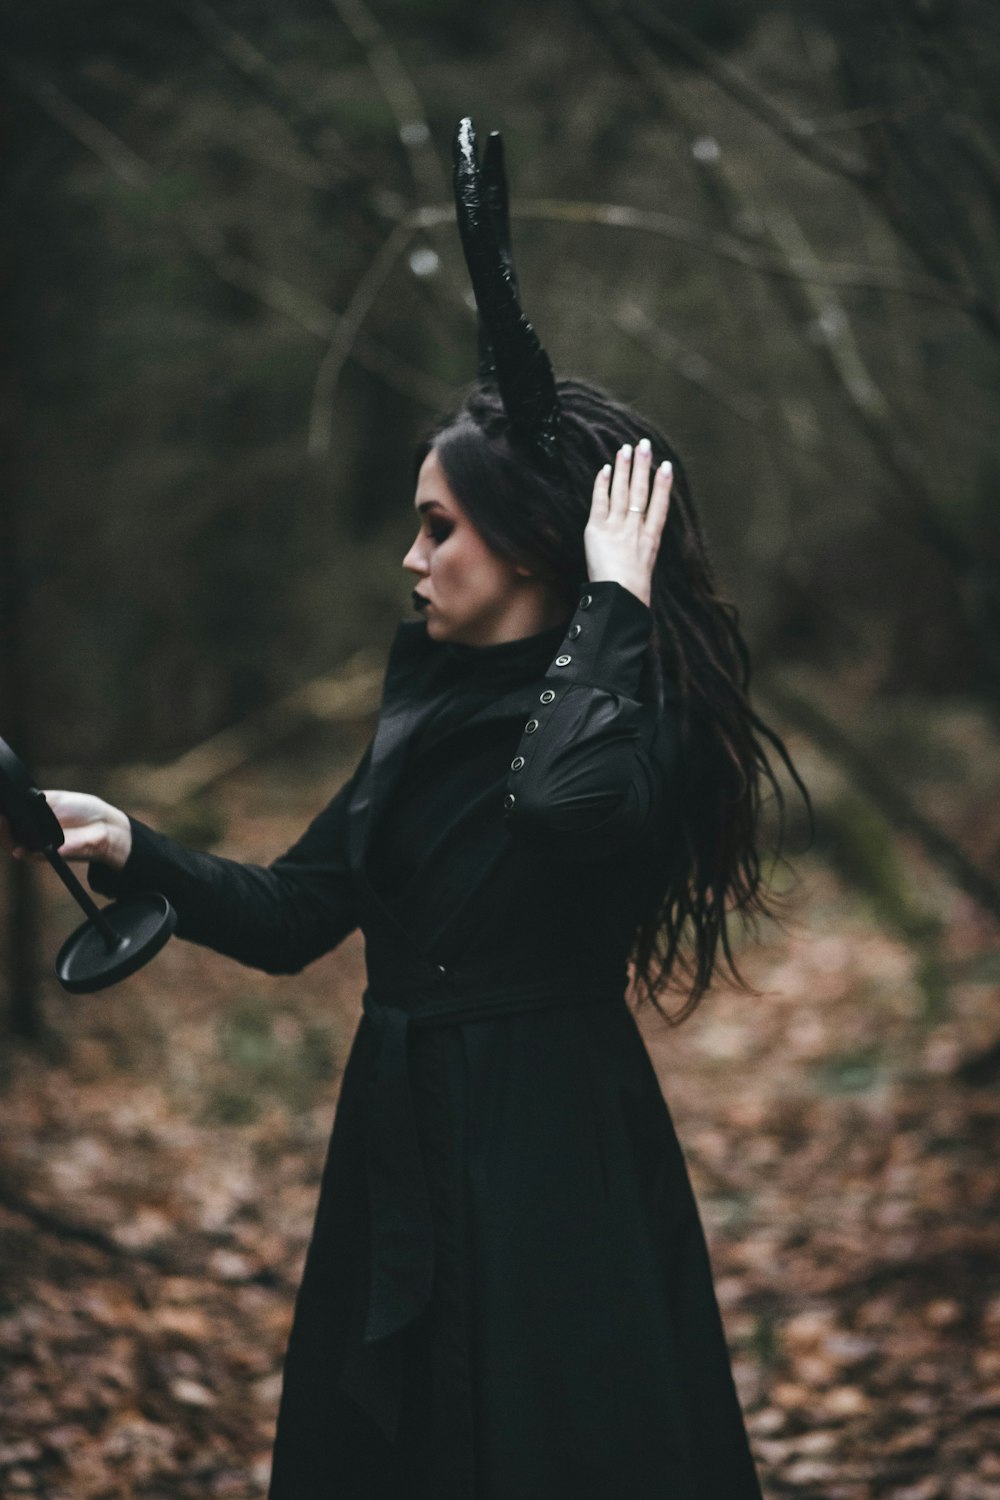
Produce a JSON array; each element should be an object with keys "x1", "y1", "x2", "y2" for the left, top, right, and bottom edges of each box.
[
  {"x1": 584, "y1": 438, "x2": 672, "y2": 608},
  {"x1": 1, "y1": 791, "x2": 132, "y2": 872}
]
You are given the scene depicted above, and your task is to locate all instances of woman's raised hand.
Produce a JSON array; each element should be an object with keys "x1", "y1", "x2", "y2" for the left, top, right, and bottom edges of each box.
[
  {"x1": 583, "y1": 438, "x2": 672, "y2": 608},
  {"x1": 1, "y1": 791, "x2": 132, "y2": 872}
]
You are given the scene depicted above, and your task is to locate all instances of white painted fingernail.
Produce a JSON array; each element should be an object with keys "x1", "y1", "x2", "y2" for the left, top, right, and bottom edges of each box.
[
  {"x1": 660, "y1": 460, "x2": 673, "y2": 475},
  {"x1": 601, "y1": 464, "x2": 612, "y2": 477},
  {"x1": 621, "y1": 443, "x2": 632, "y2": 457},
  {"x1": 638, "y1": 437, "x2": 651, "y2": 455}
]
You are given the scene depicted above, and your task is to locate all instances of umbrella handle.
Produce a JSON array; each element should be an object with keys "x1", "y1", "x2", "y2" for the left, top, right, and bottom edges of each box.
[{"x1": 43, "y1": 848, "x2": 125, "y2": 954}]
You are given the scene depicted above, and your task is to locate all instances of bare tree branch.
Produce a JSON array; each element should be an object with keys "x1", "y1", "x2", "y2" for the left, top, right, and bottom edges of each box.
[
  {"x1": 578, "y1": 0, "x2": 1000, "y2": 607},
  {"x1": 505, "y1": 199, "x2": 965, "y2": 306},
  {"x1": 177, "y1": 0, "x2": 362, "y2": 185},
  {"x1": 904, "y1": 23, "x2": 1000, "y2": 237},
  {"x1": 621, "y1": 1, "x2": 1000, "y2": 345},
  {"x1": 804, "y1": 95, "x2": 937, "y2": 138},
  {"x1": 327, "y1": 0, "x2": 444, "y2": 203},
  {"x1": 308, "y1": 221, "x2": 415, "y2": 456},
  {"x1": 624, "y1": 0, "x2": 872, "y2": 182},
  {"x1": 578, "y1": 0, "x2": 821, "y2": 572},
  {"x1": 763, "y1": 206, "x2": 973, "y2": 576},
  {"x1": 948, "y1": 110, "x2": 1000, "y2": 209},
  {"x1": 765, "y1": 207, "x2": 890, "y2": 424},
  {"x1": 11, "y1": 63, "x2": 153, "y2": 189},
  {"x1": 611, "y1": 300, "x2": 767, "y2": 424},
  {"x1": 348, "y1": 329, "x2": 453, "y2": 410},
  {"x1": 576, "y1": 0, "x2": 991, "y2": 581},
  {"x1": 406, "y1": 197, "x2": 962, "y2": 305},
  {"x1": 302, "y1": 183, "x2": 960, "y2": 457},
  {"x1": 5, "y1": 59, "x2": 452, "y2": 412}
]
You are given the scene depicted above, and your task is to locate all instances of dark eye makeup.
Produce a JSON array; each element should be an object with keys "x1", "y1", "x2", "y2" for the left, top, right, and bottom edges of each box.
[{"x1": 428, "y1": 520, "x2": 453, "y2": 543}]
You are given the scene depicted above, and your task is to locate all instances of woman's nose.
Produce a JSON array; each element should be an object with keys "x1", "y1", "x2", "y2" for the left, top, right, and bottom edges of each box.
[{"x1": 402, "y1": 537, "x2": 428, "y2": 575}]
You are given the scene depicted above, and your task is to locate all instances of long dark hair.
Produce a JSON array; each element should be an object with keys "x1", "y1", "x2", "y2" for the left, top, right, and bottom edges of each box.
[{"x1": 418, "y1": 378, "x2": 813, "y2": 1023}]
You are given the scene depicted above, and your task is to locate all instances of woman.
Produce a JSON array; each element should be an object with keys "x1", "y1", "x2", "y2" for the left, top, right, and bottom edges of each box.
[{"x1": 7, "y1": 123, "x2": 809, "y2": 1497}]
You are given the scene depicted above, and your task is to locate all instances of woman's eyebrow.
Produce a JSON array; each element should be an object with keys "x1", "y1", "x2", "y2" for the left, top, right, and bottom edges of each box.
[{"x1": 415, "y1": 499, "x2": 449, "y2": 514}]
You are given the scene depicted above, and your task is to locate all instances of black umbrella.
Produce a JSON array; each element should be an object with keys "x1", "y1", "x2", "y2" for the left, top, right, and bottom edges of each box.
[{"x1": 0, "y1": 735, "x2": 175, "y2": 993}]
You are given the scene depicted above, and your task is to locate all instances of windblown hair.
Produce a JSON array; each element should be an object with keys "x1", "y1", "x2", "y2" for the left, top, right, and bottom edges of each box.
[{"x1": 417, "y1": 378, "x2": 813, "y2": 1023}]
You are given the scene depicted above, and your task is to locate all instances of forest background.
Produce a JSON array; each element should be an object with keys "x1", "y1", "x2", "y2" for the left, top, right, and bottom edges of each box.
[{"x1": 2, "y1": 0, "x2": 1000, "y2": 1495}]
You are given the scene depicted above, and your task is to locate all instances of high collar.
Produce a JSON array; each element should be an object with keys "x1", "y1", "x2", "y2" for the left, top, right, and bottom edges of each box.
[
  {"x1": 367, "y1": 612, "x2": 572, "y2": 826},
  {"x1": 440, "y1": 618, "x2": 569, "y2": 674},
  {"x1": 386, "y1": 615, "x2": 570, "y2": 700}
]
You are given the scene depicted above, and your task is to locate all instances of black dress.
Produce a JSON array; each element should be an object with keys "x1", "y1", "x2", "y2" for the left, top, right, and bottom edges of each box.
[{"x1": 89, "y1": 580, "x2": 763, "y2": 1500}]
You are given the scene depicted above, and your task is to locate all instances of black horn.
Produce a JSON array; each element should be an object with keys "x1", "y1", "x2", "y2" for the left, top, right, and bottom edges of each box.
[
  {"x1": 477, "y1": 130, "x2": 517, "y2": 377},
  {"x1": 452, "y1": 117, "x2": 561, "y2": 467}
]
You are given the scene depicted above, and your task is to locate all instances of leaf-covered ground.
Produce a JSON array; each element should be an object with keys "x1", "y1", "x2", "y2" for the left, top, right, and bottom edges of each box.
[{"x1": 1, "y1": 729, "x2": 999, "y2": 1498}]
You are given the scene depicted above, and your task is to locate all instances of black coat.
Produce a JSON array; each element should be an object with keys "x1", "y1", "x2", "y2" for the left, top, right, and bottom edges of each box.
[{"x1": 90, "y1": 580, "x2": 763, "y2": 1500}]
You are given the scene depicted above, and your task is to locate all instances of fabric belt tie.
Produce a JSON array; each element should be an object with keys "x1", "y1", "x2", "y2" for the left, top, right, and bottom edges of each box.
[{"x1": 340, "y1": 967, "x2": 627, "y2": 1442}]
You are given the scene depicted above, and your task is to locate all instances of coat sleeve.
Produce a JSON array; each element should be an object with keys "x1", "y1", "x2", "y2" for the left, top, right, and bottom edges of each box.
[
  {"x1": 501, "y1": 580, "x2": 680, "y2": 859},
  {"x1": 86, "y1": 742, "x2": 372, "y2": 974}
]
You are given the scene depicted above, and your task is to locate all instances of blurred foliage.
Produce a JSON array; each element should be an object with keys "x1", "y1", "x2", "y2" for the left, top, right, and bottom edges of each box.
[
  {"x1": 812, "y1": 1042, "x2": 883, "y2": 1095},
  {"x1": 161, "y1": 797, "x2": 228, "y2": 852},
  {"x1": 814, "y1": 786, "x2": 952, "y2": 1020},
  {"x1": 817, "y1": 791, "x2": 936, "y2": 942},
  {"x1": 2, "y1": 0, "x2": 998, "y2": 770},
  {"x1": 206, "y1": 992, "x2": 339, "y2": 1123}
]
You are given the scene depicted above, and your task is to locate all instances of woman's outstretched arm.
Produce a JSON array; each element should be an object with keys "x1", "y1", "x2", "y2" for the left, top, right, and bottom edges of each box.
[
  {"x1": 2, "y1": 744, "x2": 372, "y2": 975},
  {"x1": 89, "y1": 743, "x2": 372, "y2": 973}
]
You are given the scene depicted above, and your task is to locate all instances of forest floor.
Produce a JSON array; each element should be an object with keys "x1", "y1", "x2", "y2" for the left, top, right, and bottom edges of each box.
[{"x1": 1, "y1": 723, "x2": 999, "y2": 1499}]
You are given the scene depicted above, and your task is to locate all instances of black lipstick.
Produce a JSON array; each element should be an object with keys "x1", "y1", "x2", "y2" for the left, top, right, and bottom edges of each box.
[{"x1": 412, "y1": 590, "x2": 430, "y2": 612}]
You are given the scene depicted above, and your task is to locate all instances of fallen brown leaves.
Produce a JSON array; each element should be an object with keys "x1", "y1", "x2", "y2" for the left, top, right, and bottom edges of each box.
[
  {"x1": 2, "y1": 739, "x2": 999, "y2": 1497},
  {"x1": 640, "y1": 859, "x2": 1000, "y2": 1498}
]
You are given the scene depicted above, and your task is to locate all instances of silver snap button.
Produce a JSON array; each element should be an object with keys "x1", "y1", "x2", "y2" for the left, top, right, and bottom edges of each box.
[
  {"x1": 568, "y1": 624, "x2": 581, "y2": 639},
  {"x1": 579, "y1": 594, "x2": 593, "y2": 609},
  {"x1": 524, "y1": 719, "x2": 539, "y2": 734},
  {"x1": 510, "y1": 756, "x2": 525, "y2": 771},
  {"x1": 555, "y1": 654, "x2": 572, "y2": 667},
  {"x1": 503, "y1": 793, "x2": 516, "y2": 810},
  {"x1": 434, "y1": 964, "x2": 449, "y2": 978},
  {"x1": 539, "y1": 690, "x2": 555, "y2": 703}
]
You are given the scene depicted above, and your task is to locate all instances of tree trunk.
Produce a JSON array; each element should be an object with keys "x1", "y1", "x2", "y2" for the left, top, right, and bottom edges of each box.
[{"x1": 0, "y1": 93, "x2": 43, "y2": 1041}]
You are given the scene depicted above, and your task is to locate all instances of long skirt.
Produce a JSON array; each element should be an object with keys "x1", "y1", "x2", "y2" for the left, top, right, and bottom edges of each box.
[{"x1": 267, "y1": 997, "x2": 762, "y2": 1500}]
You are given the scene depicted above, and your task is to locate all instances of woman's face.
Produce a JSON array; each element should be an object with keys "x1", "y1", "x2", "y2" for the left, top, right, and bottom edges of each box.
[{"x1": 403, "y1": 448, "x2": 539, "y2": 645}]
